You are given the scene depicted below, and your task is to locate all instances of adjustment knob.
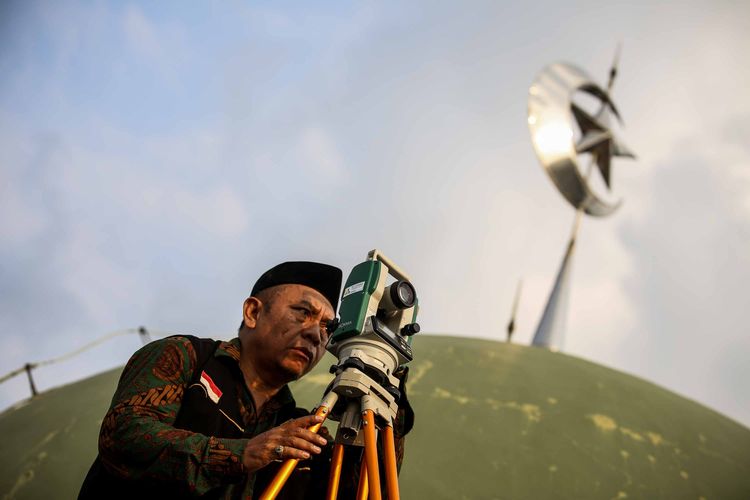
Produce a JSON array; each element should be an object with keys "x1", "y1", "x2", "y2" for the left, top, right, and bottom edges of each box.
[
  {"x1": 386, "y1": 385, "x2": 402, "y2": 402},
  {"x1": 401, "y1": 323, "x2": 420, "y2": 336},
  {"x1": 342, "y1": 357, "x2": 366, "y2": 373}
]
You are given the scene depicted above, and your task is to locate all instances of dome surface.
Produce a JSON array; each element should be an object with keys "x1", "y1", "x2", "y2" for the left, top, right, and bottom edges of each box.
[{"x1": 1, "y1": 335, "x2": 748, "y2": 499}]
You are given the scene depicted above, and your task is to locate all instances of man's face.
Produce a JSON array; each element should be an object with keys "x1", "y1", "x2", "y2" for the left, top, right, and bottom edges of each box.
[{"x1": 245, "y1": 284, "x2": 335, "y2": 381}]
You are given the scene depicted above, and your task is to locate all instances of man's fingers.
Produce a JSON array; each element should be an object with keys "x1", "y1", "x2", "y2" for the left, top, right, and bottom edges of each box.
[
  {"x1": 284, "y1": 436, "x2": 323, "y2": 456},
  {"x1": 281, "y1": 446, "x2": 312, "y2": 461},
  {"x1": 292, "y1": 426, "x2": 328, "y2": 446},
  {"x1": 318, "y1": 425, "x2": 333, "y2": 440},
  {"x1": 258, "y1": 414, "x2": 327, "y2": 465},
  {"x1": 288, "y1": 414, "x2": 324, "y2": 429},
  {"x1": 267, "y1": 439, "x2": 317, "y2": 461}
]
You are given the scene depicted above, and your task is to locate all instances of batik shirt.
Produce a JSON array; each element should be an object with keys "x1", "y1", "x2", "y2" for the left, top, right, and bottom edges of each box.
[{"x1": 97, "y1": 336, "x2": 295, "y2": 498}]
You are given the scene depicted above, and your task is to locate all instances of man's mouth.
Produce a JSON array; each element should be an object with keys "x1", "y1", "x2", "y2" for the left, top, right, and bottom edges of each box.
[{"x1": 288, "y1": 347, "x2": 313, "y2": 362}]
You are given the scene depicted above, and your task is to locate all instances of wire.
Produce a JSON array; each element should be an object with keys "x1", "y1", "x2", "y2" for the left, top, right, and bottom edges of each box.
[
  {"x1": 0, "y1": 365, "x2": 29, "y2": 385},
  {"x1": 34, "y1": 329, "x2": 138, "y2": 368},
  {"x1": 0, "y1": 326, "x2": 173, "y2": 387}
]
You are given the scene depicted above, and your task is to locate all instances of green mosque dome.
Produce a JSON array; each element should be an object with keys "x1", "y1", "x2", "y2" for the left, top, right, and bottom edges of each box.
[{"x1": 1, "y1": 335, "x2": 748, "y2": 499}]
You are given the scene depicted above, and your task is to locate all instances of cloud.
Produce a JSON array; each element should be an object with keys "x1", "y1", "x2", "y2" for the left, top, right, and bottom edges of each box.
[
  {"x1": 0, "y1": 111, "x2": 254, "y2": 374},
  {"x1": 0, "y1": 129, "x2": 88, "y2": 333},
  {"x1": 121, "y1": 4, "x2": 188, "y2": 88},
  {"x1": 57, "y1": 224, "x2": 147, "y2": 327},
  {"x1": 0, "y1": 132, "x2": 49, "y2": 246},
  {"x1": 141, "y1": 184, "x2": 250, "y2": 237},
  {"x1": 615, "y1": 119, "x2": 750, "y2": 423},
  {"x1": 298, "y1": 126, "x2": 347, "y2": 182},
  {"x1": 122, "y1": 4, "x2": 160, "y2": 59}
]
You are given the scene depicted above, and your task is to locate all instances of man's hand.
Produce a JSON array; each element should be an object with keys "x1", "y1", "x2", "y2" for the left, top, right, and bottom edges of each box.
[
  {"x1": 241, "y1": 415, "x2": 328, "y2": 473},
  {"x1": 318, "y1": 425, "x2": 333, "y2": 443}
]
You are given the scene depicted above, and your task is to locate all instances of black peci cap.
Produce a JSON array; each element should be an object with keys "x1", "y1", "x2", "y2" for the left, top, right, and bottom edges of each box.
[{"x1": 251, "y1": 261, "x2": 343, "y2": 312}]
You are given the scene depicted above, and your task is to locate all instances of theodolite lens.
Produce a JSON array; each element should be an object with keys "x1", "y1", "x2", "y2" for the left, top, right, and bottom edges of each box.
[{"x1": 389, "y1": 280, "x2": 416, "y2": 309}]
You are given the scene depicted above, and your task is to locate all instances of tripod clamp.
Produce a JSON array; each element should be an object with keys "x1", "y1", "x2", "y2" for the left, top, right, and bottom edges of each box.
[{"x1": 326, "y1": 357, "x2": 400, "y2": 446}]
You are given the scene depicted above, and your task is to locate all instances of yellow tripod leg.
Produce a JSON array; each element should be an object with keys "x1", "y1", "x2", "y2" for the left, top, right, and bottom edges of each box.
[
  {"x1": 356, "y1": 453, "x2": 369, "y2": 500},
  {"x1": 325, "y1": 443, "x2": 345, "y2": 500},
  {"x1": 362, "y1": 409, "x2": 382, "y2": 500},
  {"x1": 382, "y1": 424, "x2": 400, "y2": 500}
]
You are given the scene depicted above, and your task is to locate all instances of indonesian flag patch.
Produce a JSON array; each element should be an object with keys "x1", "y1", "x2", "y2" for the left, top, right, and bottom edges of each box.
[{"x1": 199, "y1": 370, "x2": 223, "y2": 404}]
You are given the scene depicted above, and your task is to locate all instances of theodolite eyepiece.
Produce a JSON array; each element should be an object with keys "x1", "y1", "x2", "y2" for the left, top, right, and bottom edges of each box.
[{"x1": 326, "y1": 317, "x2": 340, "y2": 335}]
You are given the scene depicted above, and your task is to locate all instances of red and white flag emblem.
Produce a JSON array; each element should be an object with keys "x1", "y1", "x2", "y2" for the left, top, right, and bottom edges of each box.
[{"x1": 199, "y1": 370, "x2": 223, "y2": 403}]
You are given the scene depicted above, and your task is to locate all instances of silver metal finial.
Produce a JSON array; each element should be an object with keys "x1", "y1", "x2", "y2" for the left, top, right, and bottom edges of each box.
[
  {"x1": 528, "y1": 52, "x2": 637, "y2": 351},
  {"x1": 527, "y1": 62, "x2": 635, "y2": 216}
]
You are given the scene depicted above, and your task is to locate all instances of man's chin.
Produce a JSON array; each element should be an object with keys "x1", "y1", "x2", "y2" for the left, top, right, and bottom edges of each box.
[
  {"x1": 288, "y1": 358, "x2": 323, "y2": 380},
  {"x1": 279, "y1": 358, "x2": 311, "y2": 381}
]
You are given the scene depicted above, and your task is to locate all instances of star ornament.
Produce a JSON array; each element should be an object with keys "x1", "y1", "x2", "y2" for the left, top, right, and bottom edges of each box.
[
  {"x1": 527, "y1": 63, "x2": 637, "y2": 217},
  {"x1": 570, "y1": 86, "x2": 636, "y2": 190}
]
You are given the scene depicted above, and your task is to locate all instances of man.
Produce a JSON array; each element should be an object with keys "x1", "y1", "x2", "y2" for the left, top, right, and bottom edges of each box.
[{"x1": 79, "y1": 261, "x2": 412, "y2": 499}]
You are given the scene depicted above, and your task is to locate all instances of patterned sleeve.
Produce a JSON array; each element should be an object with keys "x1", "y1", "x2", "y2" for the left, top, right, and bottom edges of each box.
[{"x1": 97, "y1": 337, "x2": 247, "y2": 495}]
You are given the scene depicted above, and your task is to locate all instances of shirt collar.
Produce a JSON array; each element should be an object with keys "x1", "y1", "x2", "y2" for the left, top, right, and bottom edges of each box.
[{"x1": 215, "y1": 337, "x2": 243, "y2": 362}]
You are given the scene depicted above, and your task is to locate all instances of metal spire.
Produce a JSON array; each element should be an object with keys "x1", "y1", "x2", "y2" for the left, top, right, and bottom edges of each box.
[
  {"x1": 529, "y1": 47, "x2": 635, "y2": 350},
  {"x1": 531, "y1": 211, "x2": 581, "y2": 349}
]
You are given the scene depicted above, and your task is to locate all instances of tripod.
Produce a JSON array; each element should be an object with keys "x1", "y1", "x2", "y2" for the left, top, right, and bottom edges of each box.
[{"x1": 259, "y1": 357, "x2": 402, "y2": 500}]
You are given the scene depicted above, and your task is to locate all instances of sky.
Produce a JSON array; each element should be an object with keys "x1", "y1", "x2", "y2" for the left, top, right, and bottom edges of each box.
[{"x1": 0, "y1": 0, "x2": 748, "y2": 427}]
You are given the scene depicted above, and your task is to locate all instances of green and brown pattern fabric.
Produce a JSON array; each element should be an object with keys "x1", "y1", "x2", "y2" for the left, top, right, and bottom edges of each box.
[
  {"x1": 94, "y1": 336, "x2": 407, "y2": 498},
  {"x1": 98, "y1": 337, "x2": 293, "y2": 497}
]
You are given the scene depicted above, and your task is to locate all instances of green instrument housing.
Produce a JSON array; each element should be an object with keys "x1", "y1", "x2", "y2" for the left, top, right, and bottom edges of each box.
[
  {"x1": 330, "y1": 260, "x2": 382, "y2": 343},
  {"x1": 328, "y1": 250, "x2": 419, "y2": 366}
]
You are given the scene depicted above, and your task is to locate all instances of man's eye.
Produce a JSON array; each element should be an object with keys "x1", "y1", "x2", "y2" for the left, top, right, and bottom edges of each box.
[
  {"x1": 293, "y1": 307, "x2": 312, "y2": 318},
  {"x1": 320, "y1": 324, "x2": 330, "y2": 340}
]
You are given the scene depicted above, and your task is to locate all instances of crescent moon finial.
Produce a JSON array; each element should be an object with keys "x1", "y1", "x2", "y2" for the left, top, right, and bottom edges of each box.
[{"x1": 527, "y1": 61, "x2": 635, "y2": 217}]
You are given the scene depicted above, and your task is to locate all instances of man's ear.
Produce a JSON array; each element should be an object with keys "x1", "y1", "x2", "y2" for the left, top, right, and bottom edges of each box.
[{"x1": 243, "y1": 297, "x2": 263, "y2": 329}]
